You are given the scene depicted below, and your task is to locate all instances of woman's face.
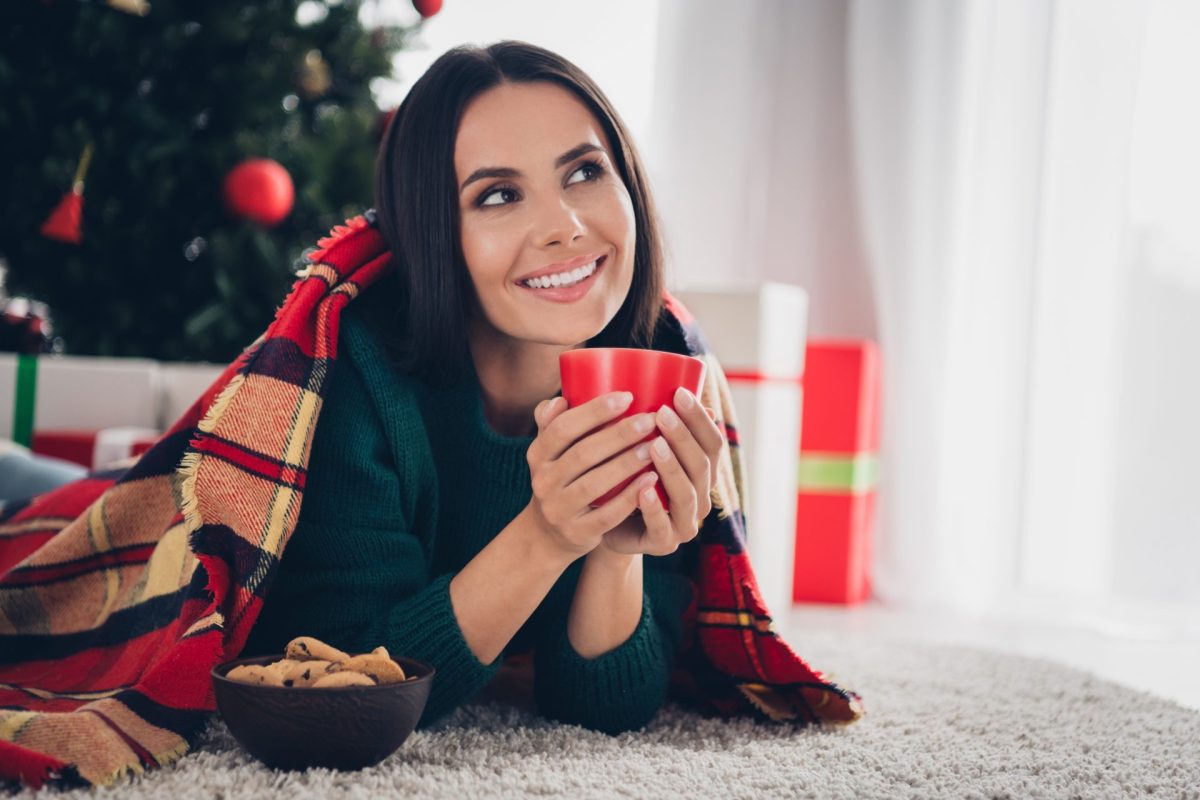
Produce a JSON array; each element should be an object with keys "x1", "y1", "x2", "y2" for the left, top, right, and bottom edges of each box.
[{"x1": 455, "y1": 81, "x2": 636, "y2": 349}]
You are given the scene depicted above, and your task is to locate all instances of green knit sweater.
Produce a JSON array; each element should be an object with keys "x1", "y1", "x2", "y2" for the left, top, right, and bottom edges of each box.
[{"x1": 242, "y1": 297, "x2": 695, "y2": 735}]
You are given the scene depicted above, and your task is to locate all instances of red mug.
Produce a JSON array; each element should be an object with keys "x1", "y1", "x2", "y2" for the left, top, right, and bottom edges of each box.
[{"x1": 559, "y1": 347, "x2": 707, "y2": 513}]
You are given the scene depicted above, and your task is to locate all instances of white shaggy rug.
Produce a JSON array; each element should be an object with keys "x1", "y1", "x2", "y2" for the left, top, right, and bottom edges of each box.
[{"x1": 7, "y1": 631, "x2": 1200, "y2": 799}]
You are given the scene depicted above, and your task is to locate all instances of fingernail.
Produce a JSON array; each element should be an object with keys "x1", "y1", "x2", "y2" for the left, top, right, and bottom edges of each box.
[
  {"x1": 657, "y1": 405, "x2": 680, "y2": 430},
  {"x1": 639, "y1": 472, "x2": 659, "y2": 489},
  {"x1": 635, "y1": 443, "x2": 651, "y2": 461},
  {"x1": 675, "y1": 386, "x2": 695, "y2": 411},
  {"x1": 633, "y1": 414, "x2": 654, "y2": 434},
  {"x1": 609, "y1": 391, "x2": 633, "y2": 410},
  {"x1": 652, "y1": 436, "x2": 671, "y2": 459}
]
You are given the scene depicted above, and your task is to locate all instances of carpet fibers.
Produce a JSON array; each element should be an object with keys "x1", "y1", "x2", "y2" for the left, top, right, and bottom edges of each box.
[{"x1": 7, "y1": 633, "x2": 1199, "y2": 798}]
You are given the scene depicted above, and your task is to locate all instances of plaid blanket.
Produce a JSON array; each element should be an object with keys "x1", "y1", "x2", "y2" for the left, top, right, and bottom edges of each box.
[{"x1": 0, "y1": 213, "x2": 864, "y2": 790}]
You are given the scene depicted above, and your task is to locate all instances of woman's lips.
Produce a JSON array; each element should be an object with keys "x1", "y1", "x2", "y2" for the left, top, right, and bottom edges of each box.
[{"x1": 515, "y1": 255, "x2": 605, "y2": 304}]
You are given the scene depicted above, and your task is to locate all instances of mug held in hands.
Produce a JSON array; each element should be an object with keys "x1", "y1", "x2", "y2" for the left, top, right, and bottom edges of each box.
[{"x1": 559, "y1": 347, "x2": 706, "y2": 513}]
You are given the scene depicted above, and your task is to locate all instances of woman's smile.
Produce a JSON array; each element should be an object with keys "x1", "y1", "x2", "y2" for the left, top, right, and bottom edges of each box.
[{"x1": 515, "y1": 253, "x2": 607, "y2": 303}]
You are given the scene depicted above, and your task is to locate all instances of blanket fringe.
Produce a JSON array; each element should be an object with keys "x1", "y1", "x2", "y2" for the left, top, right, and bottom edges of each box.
[
  {"x1": 94, "y1": 757, "x2": 144, "y2": 789},
  {"x1": 152, "y1": 737, "x2": 192, "y2": 774},
  {"x1": 178, "y1": 372, "x2": 246, "y2": 534},
  {"x1": 196, "y1": 372, "x2": 244, "y2": 437}
]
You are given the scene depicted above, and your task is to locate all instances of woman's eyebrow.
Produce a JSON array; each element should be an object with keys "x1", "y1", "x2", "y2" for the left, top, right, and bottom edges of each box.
[{"x1": 458, "y1": 142, "x2": 606, "y2": 195}]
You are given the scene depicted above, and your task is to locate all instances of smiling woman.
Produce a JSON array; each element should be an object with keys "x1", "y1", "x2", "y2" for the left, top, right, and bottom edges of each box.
[
  {"x1": 239, "y1": 41, "x2": 709, "y2": 735},
  {"x1": 238, "y1": 41, "x2": 853, "y2": 737}
]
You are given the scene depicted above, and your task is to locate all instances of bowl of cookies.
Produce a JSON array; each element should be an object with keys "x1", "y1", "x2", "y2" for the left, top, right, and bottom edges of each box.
[{"x1": 212, "y1": 636, "x2": 434, "y2": 771}]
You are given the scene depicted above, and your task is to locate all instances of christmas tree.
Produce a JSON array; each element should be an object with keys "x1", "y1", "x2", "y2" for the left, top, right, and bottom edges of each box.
[{"x1": 0, "y1": 0, "x2": 424, "y2": 363}]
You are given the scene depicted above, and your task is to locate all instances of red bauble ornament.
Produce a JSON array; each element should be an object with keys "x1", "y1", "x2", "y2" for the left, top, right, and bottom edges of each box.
[
  {"x1": 222, "y1": 158, "x2": 294, "y2": 226},
  {"x1": 413, "y1": 0, "x2": 442, "y2": 18}
]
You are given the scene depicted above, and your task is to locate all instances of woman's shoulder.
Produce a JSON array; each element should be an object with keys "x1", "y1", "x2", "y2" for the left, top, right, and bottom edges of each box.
[
  {"x1": 325, "y1": 277, "x2": 429, "y2": 429},
  {"x1": 339, "y1": 304, "x2": 418, "y2": 397}
]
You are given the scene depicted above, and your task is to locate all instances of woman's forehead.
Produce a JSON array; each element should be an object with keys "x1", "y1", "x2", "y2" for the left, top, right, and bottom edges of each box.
[{"x1": 454, "y1": 82, "x2": 611, "y2": 174}]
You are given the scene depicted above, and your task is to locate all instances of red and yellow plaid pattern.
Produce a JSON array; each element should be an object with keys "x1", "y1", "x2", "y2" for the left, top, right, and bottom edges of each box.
[{"x1": 0, "y1": 213, "x2": 862, "y2": 790}]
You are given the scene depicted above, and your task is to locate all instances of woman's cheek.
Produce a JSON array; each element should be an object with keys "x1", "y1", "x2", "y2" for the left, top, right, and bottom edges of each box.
[{"x1": 462, "y1": 222, "x2": 519, "y2": 283}]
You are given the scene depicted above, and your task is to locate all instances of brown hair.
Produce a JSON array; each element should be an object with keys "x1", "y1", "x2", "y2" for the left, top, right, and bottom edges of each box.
[{"x1": 373, "y1": 40, "x2": 665, "y2": 389}]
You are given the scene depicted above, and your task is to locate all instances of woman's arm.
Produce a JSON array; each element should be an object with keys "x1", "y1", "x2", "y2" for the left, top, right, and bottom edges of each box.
[
  {"x1": 531, "y1": 553, "x2": 687, "y2": 735},
  {"x1": 566, "y1": 548, "x2": 643, "y2": 658},
  {"x1": 449, "y1": 504, "x2": 577, "y2": 666},
  {"x1": 532, "y1": 588, "x2": 673, "y2": 735}
]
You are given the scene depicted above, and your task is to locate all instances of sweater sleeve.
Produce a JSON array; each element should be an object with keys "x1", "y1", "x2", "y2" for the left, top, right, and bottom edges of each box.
[
  {"x1": 241, "y1": 323, "x2": 502, "y2": 729},
  {"x1": 530, "y1": 556, "x2": 695, "y2": 735}
]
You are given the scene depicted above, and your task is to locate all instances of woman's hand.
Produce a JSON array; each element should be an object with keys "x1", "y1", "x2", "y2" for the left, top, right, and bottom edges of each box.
[
  {"x1": 600, "y1": 388, "x2": 726, "y2": 556},
  {"x1": 524, "y1": 392, "x2": 663, "y2": 559}
]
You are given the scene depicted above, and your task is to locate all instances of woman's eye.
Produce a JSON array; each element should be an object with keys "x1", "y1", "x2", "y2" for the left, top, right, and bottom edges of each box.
[
  {"x1": 567, "y1": 161, "x2": 604, "y2": 184},
  {"x1": 479, "y1": 186, "x2": 519, "y2": 207}
]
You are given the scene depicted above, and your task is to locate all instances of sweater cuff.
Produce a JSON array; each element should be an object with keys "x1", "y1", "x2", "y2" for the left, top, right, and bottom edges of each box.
[
  {"x1": 533, "y1": 592, "x2": 671, "y2": 735},
  {"x1": 385, "y1": 572, "x2": 504, "y2": 727}
]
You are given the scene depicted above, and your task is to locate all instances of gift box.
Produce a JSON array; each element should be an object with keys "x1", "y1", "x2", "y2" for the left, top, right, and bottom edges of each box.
[
  {"x1": 792, "y1": 340, "x2": 880, "y2": 605},
  {"x1": 158, "y1": 361, "x2": 225, "y2": 429},
  {"x1": 31, "y1": 427, "x2": 160, "y2": 469},
  {"x1": 0, "y1": 353, "x2": 160, "y2": 447},
  {"x1": 673, "y1": 283, "x2": 808, "y2": 615}
]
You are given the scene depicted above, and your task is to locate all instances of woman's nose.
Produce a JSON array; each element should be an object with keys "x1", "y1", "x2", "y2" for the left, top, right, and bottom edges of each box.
[{"x1": 534, "y1": 195, "x2": 585, "y2": 247}]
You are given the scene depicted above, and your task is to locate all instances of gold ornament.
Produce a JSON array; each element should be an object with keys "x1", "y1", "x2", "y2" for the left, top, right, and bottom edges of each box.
[
  {"x1": 297, "y1": 49, "x2": 332, "y2": 99},
  {"x1": 106, "y1": 0, "x2": 150, "y2": 15}
]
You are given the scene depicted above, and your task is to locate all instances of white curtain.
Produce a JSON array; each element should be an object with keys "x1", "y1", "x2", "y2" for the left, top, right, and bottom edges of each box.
[{"x1": 647, "y1": 0, "x2": 1198, "y2": 624}]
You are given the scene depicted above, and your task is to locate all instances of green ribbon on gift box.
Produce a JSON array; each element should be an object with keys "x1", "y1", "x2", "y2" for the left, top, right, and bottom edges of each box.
[
  {"x1": 797, "y1": 452, "x2": 878, "y2": 494},
  {"x1": 13, "y1": 354, "x2": 37, "y2": 448}
]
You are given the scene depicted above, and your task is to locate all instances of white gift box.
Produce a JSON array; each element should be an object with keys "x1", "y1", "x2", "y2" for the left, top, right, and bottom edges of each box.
[
  {"x1": 92, "y1": 426, "x2": 163, "y2": 469},
  {"x1": 0, "y1": 355, "x2": 225, "y2": 438},
  {"x1": 0, "y1": 355, "x2": 224, "y2": 468},
  {"x1": 157, "y1": 362, "x2": 225, "y2": 430},
  {"x1": 672, "y1": 283, "x2": 809, "y2": 615},
  {"x1": 0, "y1": 354, "x2": 160, "y2": 439}
]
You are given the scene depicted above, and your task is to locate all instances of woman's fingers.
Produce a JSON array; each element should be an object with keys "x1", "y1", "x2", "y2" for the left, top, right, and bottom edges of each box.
[
  {"x1": 646, "y1": 434, "x2": 699, "y2": 541},
  {"x1": 535, "y1": 392, "x2": 631, "y2": 461},
  {"x1": 655, "y1": 408, "x2": 708, "y2": 504},
  {"x1": 672, "y1": 388, "x2": 725, "y2": 456},
  {"x1": 534, "y1": 395, "x2": 659, "y2": 488},
  {"x1": 563, "y1": 412, "x2": 657, "y2": 487},
  {"x1": 636, "y1": 478, "x2": 677, "y2": 555},
  {"x1": 535, "y1": 396, "x2": 564, "y2": 429},
  {"x1": 566, "y1": 436, "x2": 655, "y2": 514},
  {"x1": 654, "y1": 402, "x2": 713, "y2": 521},
  {"x1": 592, "y1": 471, "x2": 660, "y2": 553},
  {"x1": 531, "y1": 388, "x2": 721, "y2": 539}
]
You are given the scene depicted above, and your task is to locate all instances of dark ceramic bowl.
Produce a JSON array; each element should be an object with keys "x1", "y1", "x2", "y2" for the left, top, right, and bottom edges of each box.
[{"x1": 212, "y1": 653, "x2": 435, "y2": 771}]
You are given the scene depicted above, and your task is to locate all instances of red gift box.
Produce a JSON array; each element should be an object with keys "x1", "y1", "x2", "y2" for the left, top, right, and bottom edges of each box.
[
  {"x1": 31, "y1": 428, "x2": 159, "y2": 470},
  {"x1": 793, "y1": 340, "x2": 881, "y2": 605}
]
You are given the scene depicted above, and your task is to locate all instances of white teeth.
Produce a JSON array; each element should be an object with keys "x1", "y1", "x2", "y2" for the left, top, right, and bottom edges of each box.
[{"x1": 523, "y1": 259, "x2": 598, "y2": 289}]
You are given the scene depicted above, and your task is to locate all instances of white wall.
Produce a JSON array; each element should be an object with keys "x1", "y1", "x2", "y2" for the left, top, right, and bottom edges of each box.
[
  {"x1": 644, "y1": 0, "x2": 877, "y2": 332},
  {"x1": 367, "y1": 0, "x2": 661, "y2": 147}
]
